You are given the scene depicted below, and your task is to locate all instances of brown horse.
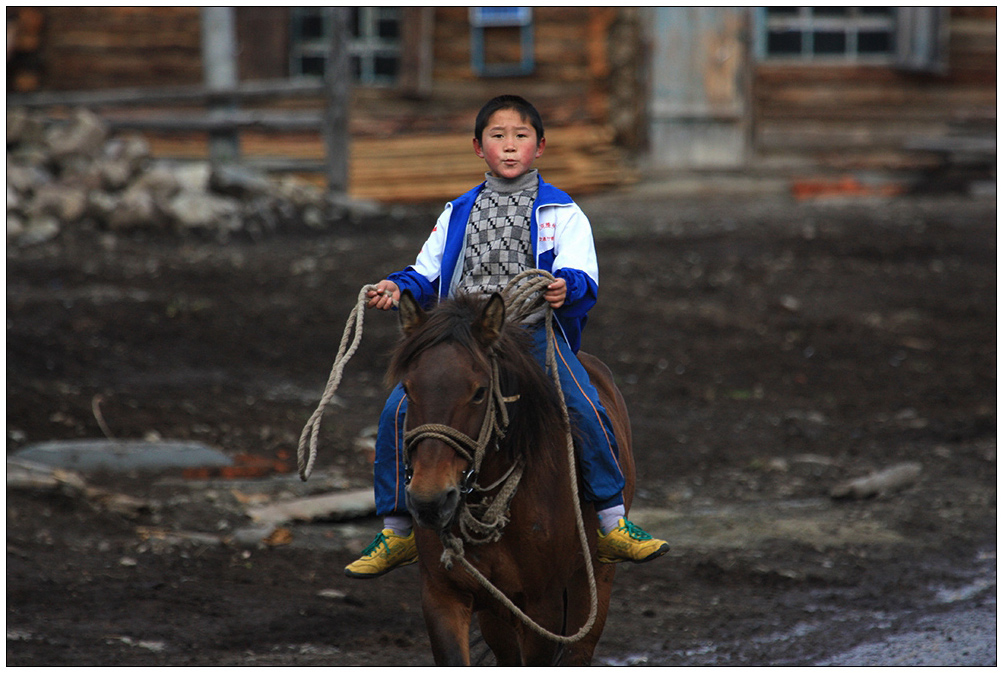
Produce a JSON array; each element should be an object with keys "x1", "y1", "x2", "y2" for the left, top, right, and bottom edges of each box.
[{"x1": 389, "y1": 290, "x2": 635, "y2": 666}]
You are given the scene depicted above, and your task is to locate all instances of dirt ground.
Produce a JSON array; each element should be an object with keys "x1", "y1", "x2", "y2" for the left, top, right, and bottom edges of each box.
[{"x1": 6, "y1": 186, "x2": 997, "y2": 665}]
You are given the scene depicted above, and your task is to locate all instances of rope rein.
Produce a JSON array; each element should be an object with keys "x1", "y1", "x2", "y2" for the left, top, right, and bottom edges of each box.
[
  {"x1": 297, "y1": 284, "x2": 381, "y2": 482},
  {"x1": 297, "y1": 270, "x2": 599, "y2": 644},
  {"x1": 435, "y1": 269, "x2": 600, "y2": 645}
]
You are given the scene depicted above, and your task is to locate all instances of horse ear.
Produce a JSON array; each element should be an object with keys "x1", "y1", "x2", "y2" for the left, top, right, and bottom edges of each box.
[
  {"x1": 398, "y1": 290, "x2": 425, "y2": 335},
  {"x1": 473, "y1": 292, "x2": 506, "y2": 348}
]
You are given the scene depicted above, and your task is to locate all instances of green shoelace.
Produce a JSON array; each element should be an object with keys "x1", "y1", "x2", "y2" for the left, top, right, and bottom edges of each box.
[
  {"x1": 361, "y1": 532, "x2": 390, "y2": 556},
  {"x1": 620, "y1": 520, "x2": 653, "y2": 540}
]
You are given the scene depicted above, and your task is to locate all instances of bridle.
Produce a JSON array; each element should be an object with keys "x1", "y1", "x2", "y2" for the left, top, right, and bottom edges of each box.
[{"x1": 403, "y1": 351, "x2": 523, "y2": 545}]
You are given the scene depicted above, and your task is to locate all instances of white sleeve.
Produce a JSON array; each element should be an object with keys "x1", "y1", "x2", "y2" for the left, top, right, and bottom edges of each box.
[
  {"x1": 411, "y1": 204, "x2": 452, "y2": 283},
  {"x1": 551, "y1": 203, "x2": 599, "y2": 285}
]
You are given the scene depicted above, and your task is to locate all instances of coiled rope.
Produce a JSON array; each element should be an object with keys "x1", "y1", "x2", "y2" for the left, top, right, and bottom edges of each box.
[{"x1": 297, "y1": 284, "x2": 381, "y2": 481}]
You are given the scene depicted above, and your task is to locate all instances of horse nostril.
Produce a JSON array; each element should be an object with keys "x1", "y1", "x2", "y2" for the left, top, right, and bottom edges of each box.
[
  {"x1": 440, "y1": 487, "x2": 460, "y2": 521},
  {"x1": 406, "y1": 486, "x2": 461, "y2": 531}
]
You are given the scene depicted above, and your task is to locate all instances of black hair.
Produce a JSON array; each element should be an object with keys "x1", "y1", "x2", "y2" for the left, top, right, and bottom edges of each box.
[{"x1": 474, "y1": 95, "x2": 545, "y2": 145}]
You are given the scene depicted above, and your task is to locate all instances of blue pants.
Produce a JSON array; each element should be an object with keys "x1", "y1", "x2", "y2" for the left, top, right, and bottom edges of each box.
[{"x1": 373, "y1": 322, "x2": 625, "y2": 515}]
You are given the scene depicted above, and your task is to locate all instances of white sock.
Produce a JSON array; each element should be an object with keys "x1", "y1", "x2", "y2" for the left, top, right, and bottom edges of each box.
[
  {"x1": 597, "y1": 504, "x2": 626, "y2": 534},
  {"x1": 383, "y1": 515, "x2": 412, "y2": 537}
]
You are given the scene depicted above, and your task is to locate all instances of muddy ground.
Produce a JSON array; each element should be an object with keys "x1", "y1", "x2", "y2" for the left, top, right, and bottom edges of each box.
[{"x1": 6, "y1": 186, "x2": 997, "y2": 665}]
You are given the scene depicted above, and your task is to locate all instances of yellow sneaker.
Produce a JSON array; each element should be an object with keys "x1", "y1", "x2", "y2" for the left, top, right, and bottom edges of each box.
[
  {"x1": 344, "y1": 529, "x2": 418, "y2": 579},
  {"x1": 597, "y1": 518, "x2": 669, "y2": 564}
]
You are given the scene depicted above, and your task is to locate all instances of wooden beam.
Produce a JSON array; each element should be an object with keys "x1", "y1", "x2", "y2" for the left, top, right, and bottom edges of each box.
[
  {"x1": 323, "y1": 7, "x2": 351, "y2": 200},
  {"x1": 201, "y1": 7, "x2": 240, "y2": 164},
  {"x1": 6, "y1": 78, "x2": 327, "y2": 109}
]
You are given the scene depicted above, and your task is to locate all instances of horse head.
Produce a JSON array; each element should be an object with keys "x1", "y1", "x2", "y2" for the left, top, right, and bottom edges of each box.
[{"x1": 394, "y1": 291, "x2": 506, "y2": 532}]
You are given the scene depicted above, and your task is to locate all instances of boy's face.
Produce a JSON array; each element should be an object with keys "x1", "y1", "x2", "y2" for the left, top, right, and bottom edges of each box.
[{"x1": 473, "y1": 108, "x2": 545, "y2": 180}]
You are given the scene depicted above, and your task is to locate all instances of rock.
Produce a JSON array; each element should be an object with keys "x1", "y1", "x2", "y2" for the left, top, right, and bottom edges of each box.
[
  {"x1": 132, "y1": 165, "x2": 181, "y2": 203},
  {"x1": 7, "y1": 457, "x2": 151, "y2": 517},
  {"x1": 831, "y1": 462, "x2": 923, "y2": 500},
  {"x1": 6, "y1": 107, "x2": 45, "y2": 146},
  {"x1": 173, "y1": 163, "x2": 210, "y2": 193},
  {"x1": 228, "y1": 524, "x2": 279, "y2": 548},
  {"x1": 167, "y1": 191, "x2": 240, "y2": 231},
  {"x1": 245, "y1": 488, "x2": 377, "y2": 525},
  {"x1": 99, "y1": 158, "x2": 135, "y2": 191},
  {"x1": 17, "y1": 215, "x2": 61, "y2": 246},
  {"x1": 779, "y1": 295, "x2": 802, "y2": 312},
  {"x1": 31, "y1": 182, "x2": 89, "y2": 222},
  {"x1": 273, "y1": 175, "x2": 321, "y2": 207},
  {"x1": 107, "y1": 185, "x2": 159, "y2": 230},
  {"x1": 12, "y1": 439, "x2": 234, "y2": 473},
  {"x1": 7, "y1": 183, "x2": 21, "y2": 212},
  {"x1": 210, "y1": 163, "x2": 274, "y2": 198},
  {"x1": 104, "y1": 133, "x2": 151, "y2": 165},
  {"x1": 87, "y1": 191, "x2": 120, "y2": 223},
  {"x1": 7, "y1": 212, "x2": 26, "y2": 241},
  {"x1": 99, "y1": 134, "x2": 151, "y2": 190},
  {"x1": 6, "y1": 109, "x2": 348, "y2": 239},
  {"x1": 6, "y1": 161, "x2": 51, "y2": 194},
  {"x1": 302, "y1": 204, "x2": 325, "y2": 229},
  {"x1": 45, "y1": 108, "x2": 108, "y2": 161}
]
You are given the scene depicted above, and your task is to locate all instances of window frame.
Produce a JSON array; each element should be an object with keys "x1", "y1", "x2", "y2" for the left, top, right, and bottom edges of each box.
[
  {"x1": 754, "y1": 7, "x2": 898, "y2": 65},
  {"x1": 469, "y1": 6, "x2": 535, "y2": 77},
  {"x1": 288, "y1": 6, "x2": 402, "y2": 86}
]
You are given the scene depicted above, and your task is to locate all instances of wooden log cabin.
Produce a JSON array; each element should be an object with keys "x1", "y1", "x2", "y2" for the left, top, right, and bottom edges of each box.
[{"x1": 6, "y1": 7, "x2": 996, "y2": 202}]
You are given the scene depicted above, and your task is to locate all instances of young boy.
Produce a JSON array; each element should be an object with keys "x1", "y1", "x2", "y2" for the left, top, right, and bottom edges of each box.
[{"x1": 345, "y1": 95, "x2": 668, "y2": 578}]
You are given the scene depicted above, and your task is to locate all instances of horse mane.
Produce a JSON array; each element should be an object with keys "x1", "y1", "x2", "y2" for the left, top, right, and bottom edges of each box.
[{"x1": 387, "y1": 293, "x2": 567, "y2": 468}]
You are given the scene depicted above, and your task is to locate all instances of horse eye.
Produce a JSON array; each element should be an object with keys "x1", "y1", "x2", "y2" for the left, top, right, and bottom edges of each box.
[{"x1": 471, "y1": 386, "x2": 488, "y2": 404}]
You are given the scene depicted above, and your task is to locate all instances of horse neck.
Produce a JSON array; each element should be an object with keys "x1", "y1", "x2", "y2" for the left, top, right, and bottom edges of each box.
[{"x1": 482, "y1": 412, "x2": 570, "y2": 504}]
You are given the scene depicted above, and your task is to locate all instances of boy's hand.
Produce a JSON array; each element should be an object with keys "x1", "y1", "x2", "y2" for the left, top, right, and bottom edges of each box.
[
  {"x1": 367, "y1": 280, "x2": 400, "y2": 310},
  {"x1": 544, "y1": 277, "x2": 567, "y2": 309}
]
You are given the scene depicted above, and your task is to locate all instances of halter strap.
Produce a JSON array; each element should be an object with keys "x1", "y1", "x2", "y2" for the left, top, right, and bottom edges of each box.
[{"x1": 403, "y1": 351, "x2": 523, "y2": 545}]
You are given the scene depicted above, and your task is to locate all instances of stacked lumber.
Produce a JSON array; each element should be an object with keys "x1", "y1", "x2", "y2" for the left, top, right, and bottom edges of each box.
[
  {"x1": 144, "y1": 124, "x2": 634, "y2": 203},
  {"x1": 350, "y1": 125, "x2": 631, "y2": 202}
]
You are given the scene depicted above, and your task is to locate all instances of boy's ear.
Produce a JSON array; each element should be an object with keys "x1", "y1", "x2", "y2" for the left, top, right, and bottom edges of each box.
[
  {"x1": 472, "y1": 137, "x2": 485, "y2": 159},
  {"x1": 535, "y1": 136, "x2": 546, "y2": 158}
]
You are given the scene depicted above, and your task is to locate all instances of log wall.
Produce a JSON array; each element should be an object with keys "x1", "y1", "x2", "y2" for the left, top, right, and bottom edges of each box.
[
  {"x1": 752, "y1": 7, "x2": 996, "y2": 171},
  {"x1": 16, "y1": 7, "x2": 204, "y2": 91}
]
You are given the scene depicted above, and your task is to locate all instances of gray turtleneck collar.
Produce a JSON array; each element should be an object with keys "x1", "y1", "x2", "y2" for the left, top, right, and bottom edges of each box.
[{"x1": 484, "y1": 169, "x2": 539, "y2": 195}]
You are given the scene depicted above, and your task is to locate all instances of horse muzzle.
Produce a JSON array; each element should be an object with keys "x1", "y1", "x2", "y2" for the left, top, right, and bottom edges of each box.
[{"x1": 405, "y1": 484, "x2": 461, "y2": 532}]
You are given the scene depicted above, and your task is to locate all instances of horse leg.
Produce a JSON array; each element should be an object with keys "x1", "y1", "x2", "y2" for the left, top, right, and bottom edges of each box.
[
  {"x1": 516, "y1": 594, "x2": 568, "y2": 666},
  {"x1": 420, "y1": 578, "x2": 474, "y2": 666},
  {"x1": 560, "y1": 562, "x2": 616, "y2": 665},
  {"x1": 476, "y1": 610, "x2": 522, "y2": 666}
]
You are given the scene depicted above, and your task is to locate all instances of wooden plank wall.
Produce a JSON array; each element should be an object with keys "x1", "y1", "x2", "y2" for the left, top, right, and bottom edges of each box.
[
  {"x1": 20, "y1": 7, "x2": 204, "y2": 91},
  {"x1": 8, "y1": 7, "x2": 633, "y2": 202},
  {"x1": 753, "y1": 7, "x2": 996, "y2": 172}
]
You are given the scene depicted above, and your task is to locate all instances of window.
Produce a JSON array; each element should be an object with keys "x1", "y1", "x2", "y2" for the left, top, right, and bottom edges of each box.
[
  {"x1": 469, "y1": 7, "x2": 534, "y2": 77},
  {"x1": 756, "y1": 7, "x2": 897, "y2": 62},
  {"x1": 290, "y1": 7, "x2": 401, "y2": 85}
]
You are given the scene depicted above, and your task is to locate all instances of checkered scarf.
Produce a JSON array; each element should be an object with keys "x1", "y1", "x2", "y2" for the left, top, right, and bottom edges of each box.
[{"x1": 457, "y1": 170, "x2": 539, "y2": 304}]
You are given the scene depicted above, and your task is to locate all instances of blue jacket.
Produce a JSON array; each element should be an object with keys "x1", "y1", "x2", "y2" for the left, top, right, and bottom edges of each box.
[{"x1": 388, "y1": 174, "x2": 599, "y2": 352}]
